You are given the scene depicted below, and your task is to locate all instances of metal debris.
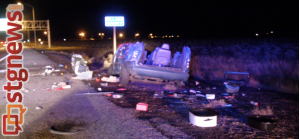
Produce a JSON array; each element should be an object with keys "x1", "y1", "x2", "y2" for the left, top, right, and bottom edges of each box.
[
  {"x1": 36, "y1": 106, "x2": 42, "y2": 110},
  {"x1": 190, "y1": 90, "x2": 196, "y2": 93},
  {"x1": 49, "y1": 126, "x2": 80, "y2": 135},
  {"x1": 75, "y1": 92, "x2": 114, "y2": 95},
  {"x1": 100, "y1": 83, "x2": 108, "y2": 86},
  {"x1": 101, "y1": 76, "x2": 119, "y2": 82}
]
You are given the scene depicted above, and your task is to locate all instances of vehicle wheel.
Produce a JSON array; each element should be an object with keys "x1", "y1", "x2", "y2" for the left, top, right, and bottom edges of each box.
[
  {"x1": 120, "y1": 65, "x2": 130, "y2": 87},
  {"x1": 107, "y1": 64, "x2": 113, "y2": 76}
]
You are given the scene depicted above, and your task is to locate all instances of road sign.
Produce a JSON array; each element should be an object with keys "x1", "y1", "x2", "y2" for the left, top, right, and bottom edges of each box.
[{"x1": 105, "y1": 16, "x2": 124, "y2": 27}]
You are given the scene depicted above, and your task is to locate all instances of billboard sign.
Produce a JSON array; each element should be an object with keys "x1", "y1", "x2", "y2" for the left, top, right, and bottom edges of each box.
[{"x1": 105, "y1": 16, "x2": 124, "y2": 27}]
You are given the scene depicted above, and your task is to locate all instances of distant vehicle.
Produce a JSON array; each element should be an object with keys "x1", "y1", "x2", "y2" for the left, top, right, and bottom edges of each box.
[
  {"x1": 107, "y1": 42, "x2": 191, "y2": 86},
  {"x1": 0, "y1": 41, "x2": 7, "y2": 47}
]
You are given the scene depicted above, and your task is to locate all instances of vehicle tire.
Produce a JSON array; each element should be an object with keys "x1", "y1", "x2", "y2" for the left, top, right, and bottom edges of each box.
[
  {"x1": 120, "y1": 65, "x2": 130, "y2": 87},
  {"x1": 107, "y1": 64, "x2": 113, "y2": 76}
]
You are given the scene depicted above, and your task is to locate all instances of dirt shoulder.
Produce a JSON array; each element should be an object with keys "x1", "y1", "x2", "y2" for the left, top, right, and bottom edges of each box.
[{"x1": 41, "y1": 50, "x2": 299, "y2": 138}]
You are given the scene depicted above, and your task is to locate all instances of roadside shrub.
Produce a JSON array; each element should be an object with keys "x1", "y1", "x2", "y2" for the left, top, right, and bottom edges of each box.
[
  {"x1": 163, "y1": 84, "x2": 177, "y2": 91},
  {"x1": 251, "y1": 106, "x2": 274, "y2": 116},
  {"x1": 202, "y1": 99, "x2": 227, "y2": 108}
]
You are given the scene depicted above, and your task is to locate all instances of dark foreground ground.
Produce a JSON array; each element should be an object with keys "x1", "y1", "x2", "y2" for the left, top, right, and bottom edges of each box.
[{"x1": 41, "y1": 50, "x2": 299, "y2": 139}]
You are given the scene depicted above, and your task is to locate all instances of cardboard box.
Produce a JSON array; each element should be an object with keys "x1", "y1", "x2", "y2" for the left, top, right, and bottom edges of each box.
[{"x1": 136, "y1": 103, "x2": 148, "y2": 111}]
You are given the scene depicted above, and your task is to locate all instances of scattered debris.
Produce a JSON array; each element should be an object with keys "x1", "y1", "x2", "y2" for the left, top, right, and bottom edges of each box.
[
  {"x1": 196, "y1": 94, "x2": 205, "y2": 97},
  {"x1": 222, "y1": 93, "x2": 229, "y2": 96},
  {"x1": 52, "y1": 82, "x2": 67, "y2": 89},
  {"x1": 186, "y1": 95, "x2": 197, "y2": 100},
  {"x1": 153, "y1": 91, "x2": 164, "y2": 98},
  {"x1": 250, "y1": 101, "x2": 259, "y2": 106},
  {"x1": 171, "y1": 99, "x2": 185, "y2": 104},
  {"x1": 35, "y1": 106, "x2": 42, "y2": 110},
  {"x1": 20, "y1": 88, "x2": 29, "y2": 93},
  {"x1": 206, "y1": 94, "x2": 215, "y2": 99},
  {"x1": 136, "y1": 103, "x2": 148, "y2": 111},
  {"x1": 101, "y1": 76, "x2": 119, "y2": 82},
  {"x1": 44, "y1": 65, "x2": 54, "y2": 75},
  {"x1": 62, "y1": 85, "x2": 71, "y2": 89},
  {"x1": 41, "y1": 82, "x2": 70, "y2": 91},
  {"x1": 41, "y1": 88, "x2": 52, "y2": 91},
  {"x1": 116, "y1": 88, "x2": 126, "y2": 91},
  {"x1": 173, "y1": 93, "x2": 183, "y2": 98},
  {"x1": 112, "y1": 93, "x2": 124, "y2": 98},
  {"x1": 100, "y1": 83, "x2": 108, "y2": 86},
  {"x1": 75, "y1": 92, "x2": 114, "y2": 95},
  {"x1": 228, "y1": 95, "x2": 237, "y2": 102},
  {"x1": 49, "y1": 126, "x2": 80, "y2": 135},
  {"x1": 104, "y1": 94, "x2": 113, "y2": 97},
  {"x1": 71, "y1": 71, "x2": 93, "y2": 80},
  {"x1": 224, "y1": 104, "x2": 232, "y2": 107},
  {"x1": 189, "y1": 89, "x2": 196, "y2": 93}
]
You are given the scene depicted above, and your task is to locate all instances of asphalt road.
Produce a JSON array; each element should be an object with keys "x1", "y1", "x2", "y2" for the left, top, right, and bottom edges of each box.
[{"x1": 0, "y1": 48, "x2": 169, "y2": 139}]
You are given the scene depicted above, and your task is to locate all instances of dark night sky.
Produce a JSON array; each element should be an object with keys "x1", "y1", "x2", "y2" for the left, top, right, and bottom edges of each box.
[{"x1": 0, "y1": 0, "x2": 299, "y2": 40}]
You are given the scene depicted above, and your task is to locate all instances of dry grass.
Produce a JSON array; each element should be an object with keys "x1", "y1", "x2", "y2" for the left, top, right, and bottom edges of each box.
[
  {"x1": 189, "y1": 38, "x2": 299, "y2": 94},
  {"x1": 251, "y1": 106, "x2": 274, "y2": 116},
  {"x1": 163, "y1": 84, "x2": 177, "y2": 91},
  {"x1": 202, "y1": 99, "x2": 227, "y2": 108},
  {"x1": 50, "y1": 38, "x2": 299, "y2": 94}
]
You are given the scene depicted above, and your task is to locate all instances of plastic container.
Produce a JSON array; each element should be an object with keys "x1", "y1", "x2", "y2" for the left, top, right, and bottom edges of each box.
[
  {"x1": 225, "y1": 83, "x2": 240, "y2": 93},
  {"x1": 247, "y1": 115, "x2": 278, "y2": 131},
  {"x1": 189, "y1": 108, "x2": 218, "y2": 127}
]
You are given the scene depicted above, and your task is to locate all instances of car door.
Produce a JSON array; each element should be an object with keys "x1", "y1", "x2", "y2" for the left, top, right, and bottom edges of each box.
[{"x1": 111, "y1": 43, "x2": 133, "y2": 74}]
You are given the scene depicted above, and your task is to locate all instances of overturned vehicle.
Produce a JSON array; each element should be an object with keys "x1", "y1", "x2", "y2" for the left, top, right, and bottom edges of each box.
[{"x1": 107, "y1": 42, "x2": 191, "y2": 86}]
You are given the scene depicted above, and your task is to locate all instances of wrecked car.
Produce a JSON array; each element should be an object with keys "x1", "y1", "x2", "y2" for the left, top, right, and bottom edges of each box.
[{"x1": 107, "y1": 42, "x2": 191, "y2": 86}]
